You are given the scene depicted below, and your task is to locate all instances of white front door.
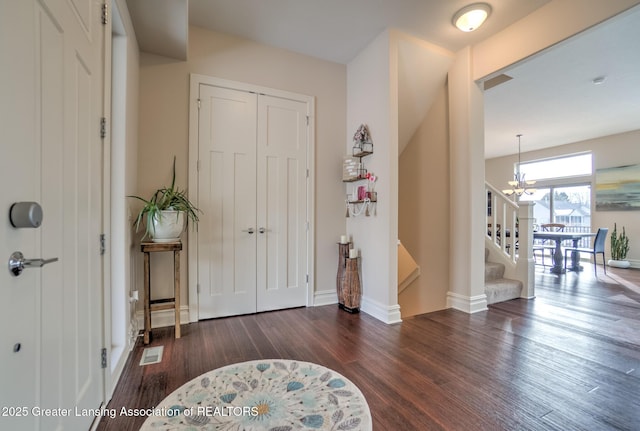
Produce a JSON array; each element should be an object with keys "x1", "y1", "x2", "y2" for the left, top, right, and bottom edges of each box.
[
  {"x1": 0, "y1": 1, "x2": 105, "y2": 429},
  {"x1": 197, "y1": 84, "x2": 309, "y2": 319}
]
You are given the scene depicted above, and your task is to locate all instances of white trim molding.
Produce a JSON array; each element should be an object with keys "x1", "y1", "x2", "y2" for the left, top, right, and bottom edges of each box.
[
  {"x1": 361, "y1": 297, "x2": 402, "y2": 324},
  {"x1": 446, "y1": 291, "x2": 488, "y2": 313},
  {"x1": 313, "y1": 289, "x2": 338, "y2": 307},
  {"x1": 137, "y1": 306, "x2": 190, "y2": 331}
]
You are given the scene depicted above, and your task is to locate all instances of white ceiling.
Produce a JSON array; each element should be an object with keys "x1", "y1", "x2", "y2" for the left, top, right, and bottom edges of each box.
[
  {"x1": 127, "y1": 0, "x2": 189, "y2": 60},
  {"x1": 128, "y1": 0, "x2": 640, "y2": 159},
  {"x1": 484, "y1": 4, "x2": 640, "y2": 158},
  {"x1": 188, "y1": 0, "x2": 550, "y2": 64}
]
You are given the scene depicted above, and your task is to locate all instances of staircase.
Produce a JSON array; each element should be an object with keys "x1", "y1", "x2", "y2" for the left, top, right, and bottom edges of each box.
[
  {"x1": 485, "y1": 248, "x2": 523, "y2": 304},
  {"x1": 484, "y1": 181, "x2": 536, "y2": 302},
  {"x1": 398, "y1": 241, "x2": 420, "y2": 294}
]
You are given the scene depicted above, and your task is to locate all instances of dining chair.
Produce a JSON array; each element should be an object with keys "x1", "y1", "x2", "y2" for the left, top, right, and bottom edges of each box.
[
  {"x1": 533, "y1": 223, "x2": 565, "y2": 266},
  {"x1": 563, "y1": 227, "x2": 608, "y2": 275}
]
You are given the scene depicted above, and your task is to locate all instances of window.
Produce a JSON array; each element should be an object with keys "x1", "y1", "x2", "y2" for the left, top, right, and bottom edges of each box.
[
  {"x1": 519, "y1": 154, "x2": 593, "y2": 248},
  {"x1": 520, "y1": 153, "x2": 592, "y2": 181}
]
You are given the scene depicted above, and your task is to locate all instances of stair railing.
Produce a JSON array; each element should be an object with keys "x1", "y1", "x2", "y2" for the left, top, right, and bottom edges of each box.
[
  {"x1": 485, "y1": 182, "x2": 519, "y2": 264},
  {"x1": 485, "y1": 181, "x2": 536, "y2": 298}
]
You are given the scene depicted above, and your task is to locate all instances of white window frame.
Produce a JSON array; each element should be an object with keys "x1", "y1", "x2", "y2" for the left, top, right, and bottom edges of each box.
[{"x1": 519, "y1": 152, "x2": 593, "y2": 183}]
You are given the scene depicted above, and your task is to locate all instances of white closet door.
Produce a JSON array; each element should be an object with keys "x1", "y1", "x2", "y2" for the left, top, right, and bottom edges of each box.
[
  {"x1": 256, "y1": 95, "x2": 308, "y2": 311},
  {"x1": 197, "y1": 84, "x2": 309, "y2": 319},
  {"x1": 198, "y1": 85, "x2": 258, "y2": 319}
]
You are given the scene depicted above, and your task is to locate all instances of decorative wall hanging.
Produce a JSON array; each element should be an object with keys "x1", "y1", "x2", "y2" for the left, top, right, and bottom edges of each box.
[
  {"x1": 352, "y1": 124, "x2": 373, "y2": 156},
  {"x1": 595, "y1": 163, "x2": 640, "y2": 211}
]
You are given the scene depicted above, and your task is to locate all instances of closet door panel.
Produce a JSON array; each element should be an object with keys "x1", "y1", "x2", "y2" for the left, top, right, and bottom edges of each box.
[
  {"x1": 198, "y1": 85, "x2": 257, "y2": 319},
  {"x1": 256, "y1": 95, "x2": 308, "y2": 311}
]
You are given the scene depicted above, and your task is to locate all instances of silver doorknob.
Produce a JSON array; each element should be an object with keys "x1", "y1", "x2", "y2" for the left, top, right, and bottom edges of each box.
[
  {"x1": 8, "y1": 251, "x2": 59, "y2": 277},
  {"x1": 258, "y1": 227, "x2": 271, "y2": 234},
  {"x1": 241, "y1": 228, "x2": 255, "y2": 234}
]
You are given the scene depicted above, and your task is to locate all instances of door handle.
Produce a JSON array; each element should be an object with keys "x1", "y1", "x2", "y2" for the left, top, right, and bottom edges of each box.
[
  {"x1": 9, "y1": 251, "x2": 59, "y2": 277},
  {"x1": 258, "y1": 227, "x2": 271, "y2": 234},
  {"x1": 241, "y1": 228, "x2": 255, "y2": 234}
]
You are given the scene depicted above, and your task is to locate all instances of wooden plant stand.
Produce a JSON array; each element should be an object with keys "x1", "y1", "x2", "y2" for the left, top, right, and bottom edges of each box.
[{"x1": 141, "y1": 241, "x2": 182, "y2": 344}]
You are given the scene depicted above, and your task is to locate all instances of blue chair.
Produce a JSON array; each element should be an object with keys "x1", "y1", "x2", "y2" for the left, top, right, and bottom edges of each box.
[{"x1": 563, "y1": 228, "x2": 608, "y2": 275}]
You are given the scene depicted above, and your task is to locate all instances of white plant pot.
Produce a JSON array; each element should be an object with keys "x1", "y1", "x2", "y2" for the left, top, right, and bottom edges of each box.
[
  {"x1": 150, "y1": 210, "x2": 185, "y2": 243},
  {"x1": 607, "y1": 259, "x2": 631, "y2": 269}
]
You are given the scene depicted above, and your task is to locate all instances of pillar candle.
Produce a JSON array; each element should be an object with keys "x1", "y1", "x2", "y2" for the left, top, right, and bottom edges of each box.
[{"x1": 349, "y1": 249, "x2": 358, "y2": 259}]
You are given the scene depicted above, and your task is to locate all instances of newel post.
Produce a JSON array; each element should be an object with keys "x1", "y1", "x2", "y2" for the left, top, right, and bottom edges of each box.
[{"x1": 517, "y1": 201, "x2": 536, "y2": 299}]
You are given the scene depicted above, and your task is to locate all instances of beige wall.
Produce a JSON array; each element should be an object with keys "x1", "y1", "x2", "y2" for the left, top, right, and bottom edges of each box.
[
  {"x1": 346, "y1": 30, "x2": 402, "y2": 323},
  {"x1": 136, "y1": 26, "x2": 347, "y2": 311},
  {"x1": 398, "y1": 85, "x2": 450, "y2": 316},
  {"x1": 486, "y1": 129, "x2": 640, "y2": 267}
]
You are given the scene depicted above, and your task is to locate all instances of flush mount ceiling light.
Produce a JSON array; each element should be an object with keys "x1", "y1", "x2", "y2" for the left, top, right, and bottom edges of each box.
[{"x1": 452, "y1": 3, "x2": 492, "y2": 32}]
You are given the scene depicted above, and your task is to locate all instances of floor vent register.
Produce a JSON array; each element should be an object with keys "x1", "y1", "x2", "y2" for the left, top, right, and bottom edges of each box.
[{"x1": 139, "y1": 346, "x2": 164, "y2": 366}]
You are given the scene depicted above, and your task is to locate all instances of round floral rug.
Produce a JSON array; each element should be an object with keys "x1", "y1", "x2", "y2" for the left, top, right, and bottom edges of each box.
[{"x1": 140, "y1": 359, "x2": 372, "y2": 430}]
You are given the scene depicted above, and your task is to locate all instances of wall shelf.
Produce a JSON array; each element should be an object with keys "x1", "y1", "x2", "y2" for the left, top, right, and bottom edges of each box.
[
  {"x1": 342, "y1": 149, "x2": 373, "y2": 182},
  {"x1": 345, "y1": 195, "x2": 377, "y2": 217},
  {"x1": 343, "y1": 176, "x2": 367, "y2": 183},
  {"x1": 352, "y1": 150, "x2": 373, "y2": 158},
  {"x1": 348, "y1": 198, "x2": 377, "y2": 205},
  {"x1": 343, "y1": 132, "x2": 376, "y2": 216}
]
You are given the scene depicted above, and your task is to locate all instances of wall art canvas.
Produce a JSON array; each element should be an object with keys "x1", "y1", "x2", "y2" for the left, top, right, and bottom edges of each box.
[{"x1": 595, "y1": 163, "x2": 640, "y2": 211}]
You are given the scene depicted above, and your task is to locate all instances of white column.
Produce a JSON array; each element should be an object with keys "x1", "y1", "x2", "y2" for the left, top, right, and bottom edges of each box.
[
  {"x1": 516, "y1": 201, "x2": 536, "y2": 299},
  {"x1": 447, "y1": 47, "x2": 487, "y2": 313}
]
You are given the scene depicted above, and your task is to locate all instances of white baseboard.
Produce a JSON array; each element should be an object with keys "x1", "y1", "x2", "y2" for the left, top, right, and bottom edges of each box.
[
  {"x1": 446, "y1": 291, "x2": 488, "y2": 313},
  {"x1": 313, "y1": 289, "x2": 338, "y2": 307},
  {"x1": 313, "y1": 290, "x2": 402, "y2": 324},
  {"x1": 136, "y1": 306, "x2": 191, "y2": 330},
  {"x1": 360, "y1": 297, "x2": 402, "y2": 324}
]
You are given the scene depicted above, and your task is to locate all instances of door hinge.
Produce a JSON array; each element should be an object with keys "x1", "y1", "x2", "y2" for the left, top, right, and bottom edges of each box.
[
  {"x1": 100, "y1": 233, "x2": 106, "y2": 255},
  {"x1": 101, "y1": 3, "x2": 108, "y2": 25},
  {"x1": 197, "y1": 283, "x2": 201, "y2": 294},
  {"x1": 197, "y1": 160, "x2": 201, "y2": 171},
  {"x1": 306, "y1": 169, "x2": 309, "y2": 178},
  {"x1": 101, "y1": 348, "x2": 107, "y2": 368},
  {"x1": 306, "y1": 274, "x2": 309, "y2": 283},
  {"x1": 197, "y1": 98, "x2": 201, "y2": 110},
  {"x1": 100, "y1": 117, "x2": 107, "y2": 139},
  {"x1": 306, "y1": 221, "x2": 310, "y2": 231},
  {"x1": 306, "y1": 116, "x2": 309, "y2": 126}
]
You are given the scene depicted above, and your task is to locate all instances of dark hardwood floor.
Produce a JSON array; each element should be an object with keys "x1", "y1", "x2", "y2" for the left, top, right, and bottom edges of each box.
[{"x1": 97, "y1": 266, "x2": 640, "y2": 430}]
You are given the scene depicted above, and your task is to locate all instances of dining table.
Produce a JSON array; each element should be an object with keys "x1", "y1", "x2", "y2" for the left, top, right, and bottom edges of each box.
[{"x1": 533, "y1": 231, "x2": 596, "y2": 274}]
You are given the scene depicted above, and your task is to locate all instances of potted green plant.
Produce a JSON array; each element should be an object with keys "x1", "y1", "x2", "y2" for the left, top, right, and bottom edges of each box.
[
  {"x1": 608, "y1": 223, "x2": 630, "y2": 269},
  {"x1": 129, "y1": 157, "x2": 200, "y2": 242}
]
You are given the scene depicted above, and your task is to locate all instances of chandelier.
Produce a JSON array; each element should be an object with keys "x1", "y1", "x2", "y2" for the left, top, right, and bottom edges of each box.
[{"x1": 502, "y1": 134, "x2": 537, "y2": 197}]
